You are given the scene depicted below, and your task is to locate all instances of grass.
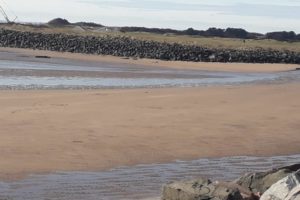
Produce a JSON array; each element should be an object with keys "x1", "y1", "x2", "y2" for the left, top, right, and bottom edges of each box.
[
  {"x1": 123, "y1": 32, "x2": 300, "y2": 52},
  {"x1": 1, "y1": 23, "x2": 300, "y2": 52}
]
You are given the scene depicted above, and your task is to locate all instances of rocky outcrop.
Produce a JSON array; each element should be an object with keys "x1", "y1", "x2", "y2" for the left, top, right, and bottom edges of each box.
[
  {"x1": 260, "y1": 170, "x2": 300, "y2": 200},
  {"x1": 162, "y1": 178, "x2": 244, "y2": 200},
  {"x1": 162, "y1": 164, "x2": 300, "y2": 200},
  {"x1": 0, "y1": 29, "x2": 300, "y2": 64},
  {"x1": 234, "y1": 164, "x2": 300, "y2": 194}
]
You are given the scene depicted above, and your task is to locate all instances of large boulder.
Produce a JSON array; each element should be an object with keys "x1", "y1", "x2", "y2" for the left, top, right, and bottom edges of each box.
[
  {"x1": 162, "y1": 177, "x2": 244, "y2": 200},
  {"x1": 233, "y1": 164, "x2": 300, "y2": 194},
  {"x1": 260, "y1": 170, "x2": 300, "y2": 200}
]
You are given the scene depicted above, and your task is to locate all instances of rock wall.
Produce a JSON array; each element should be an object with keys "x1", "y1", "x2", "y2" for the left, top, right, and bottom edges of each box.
[
  {"x1": 0, "y1": 29, "x2": 300, "y2": 64},
  {"x1": 162, "y1": 164, "x2": 300, "y2": 200}
]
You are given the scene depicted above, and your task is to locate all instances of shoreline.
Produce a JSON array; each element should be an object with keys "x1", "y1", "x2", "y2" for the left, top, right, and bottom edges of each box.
[
  {"x1": 2, "y1": 152, "x2": 299, "y2": 182},
  {"x1": 1, "y1": 84, "x2": 300, "y2": 181},
  {"x1": 0, "y1": 47, "x2": 298, "y2": 73}
]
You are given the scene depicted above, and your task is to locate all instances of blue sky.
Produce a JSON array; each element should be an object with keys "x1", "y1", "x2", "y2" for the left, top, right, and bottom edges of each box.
[{"x1": 2, "y1": 0, "x2": 300, "y2": 33}]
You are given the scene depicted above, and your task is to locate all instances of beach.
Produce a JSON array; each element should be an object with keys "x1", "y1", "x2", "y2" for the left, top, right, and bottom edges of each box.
[
  {"x1": 0, "y1": 49, "x2": 300, "y2": 180},
  {"x1": 0, "y1": 3, "x2": 299, "y2": 199},
  {"x1": 1, "y1": 47, "x2": 298, "y2": 73}
]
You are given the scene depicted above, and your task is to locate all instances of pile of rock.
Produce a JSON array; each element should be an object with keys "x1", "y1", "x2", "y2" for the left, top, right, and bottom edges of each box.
[
  {"x1": 0, "y1": 29, "x2": 300, "y2": 64},
  {"x1": 162, "y1": 164, "x2": 300, "y2": 200}
]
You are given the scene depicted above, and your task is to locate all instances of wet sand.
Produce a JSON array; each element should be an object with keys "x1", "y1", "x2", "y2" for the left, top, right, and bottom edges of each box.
[
  {"x1": 0, "y1": 47, "x2": 298, "y2": 73},
  {"x1": 1, "y1": 56, "x2": 284, "y2": 89},
  {"x1": 0, "y1": 47, "x2": 299, "y2": 181},
  {"x1": 1, "y1": 83, "x2": 300, "y2": 180}
]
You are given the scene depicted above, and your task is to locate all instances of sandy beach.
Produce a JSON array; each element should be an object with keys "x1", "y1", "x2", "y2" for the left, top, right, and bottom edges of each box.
[
  {"x1": 1, "y1": 82, "x2": 300, "y2": 180},
  {"x1": 0, "y1": 3, "x2": 299, "y2": 199},
  {"x1": 0, "y1": 47, "x2": 299, "y2": 181}
]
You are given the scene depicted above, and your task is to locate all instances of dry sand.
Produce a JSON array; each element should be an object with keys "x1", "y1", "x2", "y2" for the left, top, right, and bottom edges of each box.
[
  {"x1": 0, "y1": 83, "x2": 300, "y2": 180},
  {"x1": 1, "y1": 47, "x2": 298, "y2": 73}
]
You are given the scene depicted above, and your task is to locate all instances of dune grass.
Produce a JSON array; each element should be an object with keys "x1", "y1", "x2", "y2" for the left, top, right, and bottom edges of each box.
[{"x1": 123, "y1": 32, "x2": 300, "y2": 52}]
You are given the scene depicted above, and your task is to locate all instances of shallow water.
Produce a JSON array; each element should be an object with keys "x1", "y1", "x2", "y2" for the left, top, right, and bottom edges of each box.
[
  {"x1": 0, "y1": 154, "x2": 299, "y2": 200},
  {"x1": 1, "y1": 58, "x2": 299, "y2": 89},
  {"x1": 0, "y1": 74, "x2": 277, "y2": 89}
]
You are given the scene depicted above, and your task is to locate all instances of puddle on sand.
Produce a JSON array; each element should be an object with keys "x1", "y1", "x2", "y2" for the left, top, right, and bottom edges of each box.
[
  {"x1": 0, "y1": 154, "x2": 299, "y2": 200},
  {"x1": 2, "y1": 58, "x2": 299, "y2": 89}
]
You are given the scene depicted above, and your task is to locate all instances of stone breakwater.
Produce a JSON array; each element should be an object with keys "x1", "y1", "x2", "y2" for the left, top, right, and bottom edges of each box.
[
  {"x1": 162, "y1": 164, "x2": 300, "y2": 200},
  {"x1": 0, "y1": 29, "x2": 300, "y2": 64}
]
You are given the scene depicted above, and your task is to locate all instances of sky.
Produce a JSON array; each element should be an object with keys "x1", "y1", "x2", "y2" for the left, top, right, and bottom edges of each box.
[{"x1": 1, "y1": 0, "x2": 300, "y2": 33}]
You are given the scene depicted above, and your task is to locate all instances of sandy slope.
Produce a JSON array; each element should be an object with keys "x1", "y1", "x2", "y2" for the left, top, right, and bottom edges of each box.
[{"x1": 0, "y1": 83, "x2": 300, "y2": 180}]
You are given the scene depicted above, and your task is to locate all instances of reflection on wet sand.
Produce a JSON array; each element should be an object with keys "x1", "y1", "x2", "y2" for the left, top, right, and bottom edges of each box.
[
  {"x1": 1, "y1": 57, "x2": 299, "y2": 89},
  {"x1": 1, "y1": 49, "x2": 299, "y2": 89}
]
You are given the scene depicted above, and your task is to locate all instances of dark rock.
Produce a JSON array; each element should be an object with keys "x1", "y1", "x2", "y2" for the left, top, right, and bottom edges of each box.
[{"x1": 35, "y1": 55, "x2": 51, "y2": 59}]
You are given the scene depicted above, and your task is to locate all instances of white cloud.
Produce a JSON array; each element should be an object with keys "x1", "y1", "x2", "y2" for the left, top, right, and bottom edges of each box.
[{"x1": 1, "y1": 0, "x2": 299, "y2": 33}]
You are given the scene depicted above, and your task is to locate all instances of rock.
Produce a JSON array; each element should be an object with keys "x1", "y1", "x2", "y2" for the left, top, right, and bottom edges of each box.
[
  {"x1": 162, "y1": 178, "x2": 244, "y2": 200},
  {"x1": 260, "y1": 170, "x2": 300, "y2": 200},
  {"x1": 160, "y1": 164, "x2": 300, "y2": 200},
  {"x1": 35, "y1": 55, "x2": 51, "y2": 59},
  {"x1": 0, "y1": 28, "x2": 299, "y2": 64},
  {"x1": 285, "y1": 185, "x2": 300, "y2": 200},
  {"x1": 234, "y1": 164, "x2": 300, "y2": 194}
]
